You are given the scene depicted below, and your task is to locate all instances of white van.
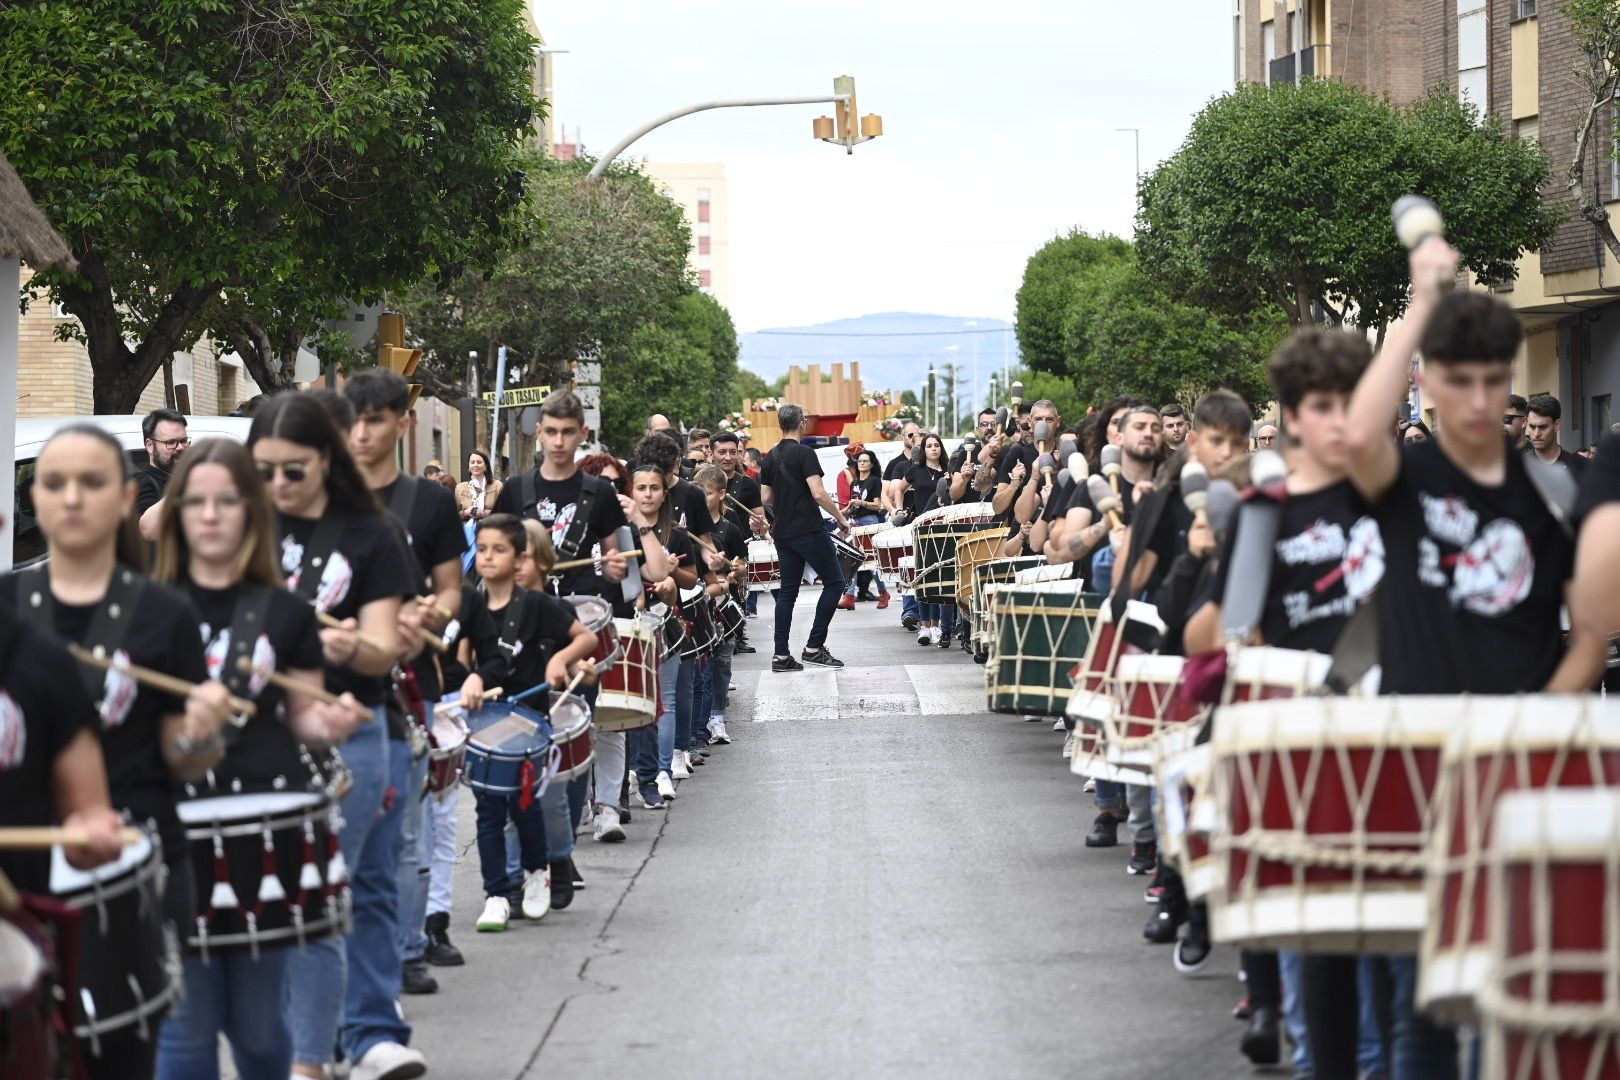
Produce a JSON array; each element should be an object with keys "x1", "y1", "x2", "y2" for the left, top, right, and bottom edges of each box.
[{"x1": 11, "y1": 415, "x2": 253, "y2": 568}]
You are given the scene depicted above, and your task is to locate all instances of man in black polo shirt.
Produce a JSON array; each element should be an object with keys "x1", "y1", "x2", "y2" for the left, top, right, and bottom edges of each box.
[
  {"x1": 760, "y1": 404, "x2": 852, "y2": 671},
  {"x1": 135, "y1": 407, "x2": 188, "y2": 540}
]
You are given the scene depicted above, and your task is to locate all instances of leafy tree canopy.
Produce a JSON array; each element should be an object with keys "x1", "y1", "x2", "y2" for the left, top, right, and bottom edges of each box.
[
  {"x1": 1014, "y1": 230, "x2": 1132, "y2": 376},
  {"x1": 600, "y1": 291, "x2": 740, "y2": 452},
  {"x1": 3, "y1": 0, "x2": 540, "y2": 411},
  {"x1": 1136, "y1": 79, "x2": 1558, "y2": 335}
]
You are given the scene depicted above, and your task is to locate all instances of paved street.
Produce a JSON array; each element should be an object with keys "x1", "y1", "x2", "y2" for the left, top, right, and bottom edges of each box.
[{"x1": 406, "y1": 595, "x2": 1260, "y2": 1080}]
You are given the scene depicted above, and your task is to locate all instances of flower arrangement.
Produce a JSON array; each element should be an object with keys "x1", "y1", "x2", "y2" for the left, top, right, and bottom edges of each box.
[
  {"x1": 861, "y1": 391, "x2": 892, "y2": 408},
  {"x1": 750, "y1": 397, "x2": 781, "y2": 412},
  {"x1": 717, "y1": 411, "x2": 752, "y2": 434},
  {"x1": 876, "y1": 403, "x2": 922, "y2": 439}
]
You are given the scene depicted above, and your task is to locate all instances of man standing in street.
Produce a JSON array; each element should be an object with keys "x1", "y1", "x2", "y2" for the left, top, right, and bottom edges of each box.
[
  {"x1": 882, "y1": 420, "x2": 923, "y2": 630},
  {"x1": 1525, "y1": 393, "x2": 1588, "y2": 478},
  {"x1": 713, "y1": 431, "x2": 764, "y2": 636},
  {"x1": 761, "y1": 404, "x2": 852, "y2": 671},
  {"x1": 136, "y1": 407, "x2": 188, "y2": 540}
]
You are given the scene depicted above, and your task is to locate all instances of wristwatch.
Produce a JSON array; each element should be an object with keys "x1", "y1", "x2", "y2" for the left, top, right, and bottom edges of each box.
[{"x1": 638, "y1": 525, "x2": 655, "y2": 536}]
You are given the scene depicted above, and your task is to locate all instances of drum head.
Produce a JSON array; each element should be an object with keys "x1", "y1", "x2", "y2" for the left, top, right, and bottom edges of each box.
[
  {"x1": 177, "y1": 790, "x2": 325, "y2": 824},
  {"x1": 548, "y1": 694, "x2": 592, "y2": 738},
  {"x1": 49, "y1": 829, "x2": 154, "y2": 893},
  {"x1": 466, "y1": 701, "x2": 553, "y2": 754},
  {"x1": 567, "y1": 595, "x2": 613, "y2": 632},
  {"x1": 0, "y1": 920, "x2": 44, "y2": 1001},
  {"x1": 430, "y1": 711, "x2": 470, "y2": 749}
]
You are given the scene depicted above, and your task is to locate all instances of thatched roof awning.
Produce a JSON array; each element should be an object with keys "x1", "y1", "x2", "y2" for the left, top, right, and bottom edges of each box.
[{"x1": 0, "y1": 153, "x2": 77, "y2": 273}]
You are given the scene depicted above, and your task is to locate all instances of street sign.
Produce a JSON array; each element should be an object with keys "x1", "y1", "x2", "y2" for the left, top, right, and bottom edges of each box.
[
  {"x1": 480, "y1": 384, "x2": 552, "y2": 408},
  {"x1": 575, "y1": 385, "x2": 601, "y2": 408}
]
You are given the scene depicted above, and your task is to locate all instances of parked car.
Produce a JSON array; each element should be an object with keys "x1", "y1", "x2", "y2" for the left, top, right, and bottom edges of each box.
[{"x1": 10, "y1": 414, "x2": 252, "y2": 569}]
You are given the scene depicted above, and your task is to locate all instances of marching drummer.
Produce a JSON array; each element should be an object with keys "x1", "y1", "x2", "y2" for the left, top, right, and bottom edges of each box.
[
  {"x1": 459, "y1": 514, "x2": 599, "y2": 932},
  {"x1": 694, "y1": 464, "x2": 749, "y2": 744},
  {"x1": 894, "y1": 433, "x2": 950, "y2": 646},
  {"x1": 150, "y1": 438, "x2": 368, "y2": 1079}
]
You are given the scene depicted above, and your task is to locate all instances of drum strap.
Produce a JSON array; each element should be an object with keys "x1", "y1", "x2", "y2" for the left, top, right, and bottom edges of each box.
[
  {"x1": 1109, "y1": 484, "x2": 1172, "y2": 627},
  {"x1": 19, "y1": 563, "x2": 145, "y2": 707},
  {"x1": 219, "y1": 586, "x2": 279, "y2": 707},
  {"x1": 520, "y1": 470, "x2": 604, "y2": 561},
  {"x1": 1320, "y1": 589, "x2": 1383, "y2": 696},
  {"x1": 385, "y1": 476, "x2": 427, "y2": 587},
  {"x1": 497, "y1": 588, "x2": 529, "y2": 661},
  {"x1": 290, "y1": 514, "x2": 347, "y2": 609}
]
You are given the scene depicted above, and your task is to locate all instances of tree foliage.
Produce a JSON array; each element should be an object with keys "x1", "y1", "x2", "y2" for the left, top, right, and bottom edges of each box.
[
  {"x1": 599, "y1": 291, "x2": 740, "y2": 452},
  {"x1": 3, "y1": 0, "x2": 540, "y2": 411},
  {"x1": 1565, "y1": 0, "x2": 1620, "y2": 263},
  {"x1": 1014, "y1": 231, "x2": 1132, "y2": 376},
  {"x1": 1136, "y1": 79, "x2": 1558, "y2": 336}
]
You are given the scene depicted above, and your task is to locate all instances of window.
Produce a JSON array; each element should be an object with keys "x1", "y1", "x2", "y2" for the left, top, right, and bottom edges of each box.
[
  {"x1": 1516, "y1": 0, "x2": 1536, "y2": 18},
  {"x1": 1261, "y1": 20, "x2": 1276, "y2": 85},
  {"x1": 1514, "y1": 116, "x2": 1539, "y2": 142},
  {"x1": 698, "y1": 269, "x2": 713, "y2": 290},
  {"x1": 1458, "y1": 0, "x2": 1488, "y2": 109},
  {"x1": 697, "y1": 201, "x2": 710, "y2": 224},
  {"x1": 697, "y1": 236, "x2": 711, "y2": 256}
]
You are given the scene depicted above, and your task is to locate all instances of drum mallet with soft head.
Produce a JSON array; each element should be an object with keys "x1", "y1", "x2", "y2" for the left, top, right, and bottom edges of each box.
[
  {"x1": 1100, "y1": 445, "x2": 1123, "y2": 496},
  {"x1": 1086, "y1": 474, "x2": 1124, "y2": 530},
  {"x1": 1392, "y1": 194, "x2": 1453, "y2": 292},
  {"x1": 1180, "y1": 462, "x2": 1210, "y2": 528}
]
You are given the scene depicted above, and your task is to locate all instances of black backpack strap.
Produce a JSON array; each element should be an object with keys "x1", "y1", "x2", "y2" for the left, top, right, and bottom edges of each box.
[
  {"x1": 18, "y1": 564, "x2": 145, "y2": 708},
  {"x1": 520, "y1": 470, "x2": 538, "y2": 522},
  {"x1": 291, "y1": 514, "x2": 347, "y2": 608},
  {"x1": 554, "y1": 474, "x2": 603, "y2": 561},
  {"x1": 387, "y1": 476, "x2": 421, "y2": 543},
  {"x1": 219, "y1": 586, "x2": 279, "y2": 703}
]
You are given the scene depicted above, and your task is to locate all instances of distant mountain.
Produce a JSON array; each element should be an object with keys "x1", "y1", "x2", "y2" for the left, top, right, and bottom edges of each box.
[{"x1": 740, "y1": 312, "x2": 1020, "y2": 398}]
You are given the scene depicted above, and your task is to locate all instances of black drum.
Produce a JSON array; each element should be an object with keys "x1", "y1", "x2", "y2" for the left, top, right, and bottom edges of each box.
[
  {"x1": 49, "y1": 828, "x2": 177, "y2": 1057},
  {"x1": 830, "y1": 534, "x2": 864, "y2": 586},
  {"x1": 713, "y1": 592, "x2": 746, "y2": 638},
  {"x1": 678, "y1": 587, "x2": 720, "y2": 658},
  {"x1": 649, "y1": 601, "x2": 685, "y2": 656},
  {"x1": 176, "y1": 790, "x2": 349, "y2": 958}
]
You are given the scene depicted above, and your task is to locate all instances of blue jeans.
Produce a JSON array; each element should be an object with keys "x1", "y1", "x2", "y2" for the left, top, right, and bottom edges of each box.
[
  {"x1": 395, "y1": 751, "x2": 430, "y2": 963},
  {"x1": 1093, "y1": 779, "x2": 1126, "y2": 814},
  {"x1": 629, "y1": 652, "x2": 681, "y2": 779},
  {"x1": 901, "y1": 593, "x2": 919, "y2": 621},
  {"x1": 1279, "y1": 951, "x2": 1311, "y2": 1075},
  {"x1": 1388, "y1": 954, "x2": 1457, "y2": 1080},
  {"x1": 676, "y1": 654, "x2": 697, "y2": 752},
  {"x1": 690, "y1": 654, "x2": 713, "y2": 744},
  {"x1": 773, "y1": 530, "x2": 844, "y2": 656},
  {"x1": 477, "y1": 788, "x2": 548, "y2": 897},
  {"x1": 287, "y1": 714, "x2": 412, "y2": 1067},
  {"x1": 709, "y1": 637, "x2": 734, "y2": 718},
  {"x1": 1357, "y1": 956, "x2": 1391, "y2": 1076},
  {"x1": 158, "y1": 949, "x2": 292, "y2": 1080}
]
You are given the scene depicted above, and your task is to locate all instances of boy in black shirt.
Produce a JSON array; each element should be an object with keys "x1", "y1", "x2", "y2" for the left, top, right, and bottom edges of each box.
[
  {"x1": 1343, "y1": 237, "x2": 1576, "y2": 1078},
  {"x1": 460, "y1": 515, "x2": 597, "y2": 933}
]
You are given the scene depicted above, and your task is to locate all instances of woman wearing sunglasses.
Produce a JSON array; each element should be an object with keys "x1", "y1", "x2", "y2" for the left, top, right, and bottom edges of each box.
[
  {"x1": 247, "y1": 392, "x2": 423, "y2": 1080},
  {"x1": 150, "y1": 438, "x2": 368, "y2": 1080},
  {"x1": 1, "y1": 424, "x2": 231, "y2": 1080}
]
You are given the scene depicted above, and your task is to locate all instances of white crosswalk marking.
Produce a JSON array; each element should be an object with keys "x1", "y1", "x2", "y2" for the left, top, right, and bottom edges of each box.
[
  {"x1": 904, "y1": 664, "x2": 989, "y2": 716},
  {"x1": 746, "y1": 662, "x2": 987, "y2": 721},
  {"x1": 750, "y1": 668, "x2": 839, "y2": 722}
]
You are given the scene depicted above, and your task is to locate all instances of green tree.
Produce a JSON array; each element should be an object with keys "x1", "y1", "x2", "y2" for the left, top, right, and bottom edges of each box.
[
  {"x1": 3, "y1": 0, "x2": 539, "y2": 411},
  {"x1": 731, "y1": 368, "x2": 770, "y2": 409},
  {"x1": 1566, "y1": 0, "x2": 1620, "y2": 264},
  {"x1": 399, "y1": 156, "x2": 693, "y2": 408},
  {"x1": 598, "y1": 290, "x2": 743, "y2": 451},
  {"x1": 1136, "y1": 79, "x2": 1558, "y2": 337},
  {"x1": 1014, "y1": 231, "x2": 1132, "y2": 376}
]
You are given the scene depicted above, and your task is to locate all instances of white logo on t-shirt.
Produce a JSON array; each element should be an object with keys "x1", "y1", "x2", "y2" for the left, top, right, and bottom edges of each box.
[
  {"x1": 0, "y1": 691, "x2": 24, "y2": 770},
  {"x1": 1415, "y1": 493, "x2": 1534, "y2": 616},
  {"x1": 201, "y1": 626, "x2": 276, "y2": 697},
  {"x1": 280, "y1": 535, "x2": 354, "y2": 613}
]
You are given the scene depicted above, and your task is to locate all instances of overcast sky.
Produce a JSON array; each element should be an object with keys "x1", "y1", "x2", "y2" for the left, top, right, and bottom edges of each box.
[{"x1": 536, "y1": 2, "x2": 1236, "y2": 333}]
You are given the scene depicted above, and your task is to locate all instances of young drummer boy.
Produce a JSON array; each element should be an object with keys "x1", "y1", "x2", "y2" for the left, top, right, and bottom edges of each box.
[{"x1": 459, "y1": 514, "x2": 598, "y2": 933}]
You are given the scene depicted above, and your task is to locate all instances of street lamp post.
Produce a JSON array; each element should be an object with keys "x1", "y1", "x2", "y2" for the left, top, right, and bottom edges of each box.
[{"x1": 926, "y1": 366, "x2": 936, "y2": 432}]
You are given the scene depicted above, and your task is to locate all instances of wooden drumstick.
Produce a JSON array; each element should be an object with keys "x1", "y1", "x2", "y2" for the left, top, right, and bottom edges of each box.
[
  {"x1": 727, "y1": 494, "x2": 769, "y2": 520},
  {"x1": 68, "y1": 643, "x2": 257, "y2": 720},
  {"x1": 435, "y1": 687, "x2": 503, "y2": 712},
  {"x1": 415, "y1": 596, "x2": 455, "y2": 620},
  {"x1": 549, "y1": 549, "x2": 644, "y2": 573},
  {"x1": 234, "y1": 657, "x2": 345, "y2": 707},
  {"x1": 312, "y1": 609, "x2": 391, "y2": 654},
  {"x1": 0, "y1": 867, "x2": 17, "y2": 913},
  {"x1": 0, "y1": 825, "x2": 147, "y2": 850}
]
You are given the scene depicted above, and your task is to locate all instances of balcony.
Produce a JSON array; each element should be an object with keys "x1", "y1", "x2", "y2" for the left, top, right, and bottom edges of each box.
[{"x1": 1267, "y1": 46, "x2": 1320, "y2": 86}]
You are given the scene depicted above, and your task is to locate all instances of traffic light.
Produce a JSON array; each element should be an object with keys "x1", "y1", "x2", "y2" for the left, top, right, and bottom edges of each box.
[
  {"x1": 813, "y1": 75, "x2": 882, "y2": 154},
  {"x1": 376, "y1": 311, "x2": 425, "y2": 410}
]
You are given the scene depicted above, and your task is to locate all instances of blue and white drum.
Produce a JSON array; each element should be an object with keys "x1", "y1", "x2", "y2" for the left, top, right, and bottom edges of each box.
[{"x1": 462, "y1": 702, "x2": 560, "y2": 802}]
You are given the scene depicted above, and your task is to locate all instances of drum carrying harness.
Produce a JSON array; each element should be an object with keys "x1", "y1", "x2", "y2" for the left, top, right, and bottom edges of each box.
[
  {"x1": 20, "y1": 564, "x2": 145, "y2": 719},
  {"x1": 518, "y1": 469, "x2": 607, "y2": 563}
]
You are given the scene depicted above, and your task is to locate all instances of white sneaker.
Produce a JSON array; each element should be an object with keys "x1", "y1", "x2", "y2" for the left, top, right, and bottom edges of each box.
[
  {"x1": 349, "y1": 1040, "x2": 427, "y2": 1080},
  {"x1": 521, "y1": 868, "x2": 551, "y2": 921},
  {"x1": 594, "y1": 805, "x2": 625, "y2": 843},
  {"x1": 1062, "y1": 729, "x2": 1078, "y2": 759},
  {"x1": 627, "y1": 770, "x2": 638, "y2": 789},
  {"x1": 708, "y1": 716, "x2": 731, "y2": 744},
  {"x1": 656, "y1": 771, "x2": 678, "y2": 799},
  {"x1": 671, "y1": 751, "x2": 692, "y2": 780},
  {"x1": 917, "y1": 627, "x2": 931, "y2": 645},
  {"x1": 929, "y1": 626, "x2": 942, "y2": 644},
  {"x1": 476, "y1": 895, "x2": 510, "y2": 932},
  {"x1": 1053, "y1": 719, "x2": 1065, "y2": 731}
]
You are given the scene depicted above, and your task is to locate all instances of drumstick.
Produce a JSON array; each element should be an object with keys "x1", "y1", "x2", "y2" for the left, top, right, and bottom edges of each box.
[
  {"x1": 1181, "y1": 462, "x2": 1210, "y2": 529},
  {"x1": 234, "y1": 657, "x2": 345, "y2": 707},
  {"x1": 0, "y1": 826, "x2": 147, "y2": 850},
  {"x1": 416, "y1": 596, "x2": 455, "y2": 620},
  {"x1": 0, "y1": 867, "x2": 17, "y2": 913},
  {"x1": 68, "y1": 643, "x2": 257, "y2": 720},
  {"x1": 312, "y1": 609, "x2": 392, "y2": 655},
  {"x1": 549, "y1": 549, "x2": 644, "y2": 573},
  {"x1": 1086, "y1": 475, "x2": 1124, "y2": 531},
  {"x1": 1100, "y1": 445, "x2": 1123, "y2": 497},
  {"x1": 727, "y1": 494, "x2": 769, "y2": 520},
  {"x1": 434, "y1": 686, "x2": 504, "y2": 712}
]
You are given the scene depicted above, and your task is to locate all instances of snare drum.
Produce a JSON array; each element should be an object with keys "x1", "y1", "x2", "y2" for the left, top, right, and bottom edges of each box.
[
  {"x1": 954, "y1": 527, "x2": 1009, "y2": 613},
  {"x1": 50, "y1": 830, "x2": 177, "y2": 1056},
  {"x1": 426, "y1": 709, "x2": 469, "y2": 797},
  {"x1": 548, "y1": 692, "x2": 596, "y2": 782},
  {"x1": 851, "y1": 521, "x2": 892, "y2": 571},
  {"x1": 873, "y1": 523, "x2": 914, "y2": 585},
  {"x1": 1209, "y1": 695, "x2": 1454, "y2": 954},
  {"x1": 1418, "y1": 698, "x2": 1620, "y2": 1023},
  {"x1": 0, "y1": 908, "x2": 62, "y2": 1078},
  {"x1": 678, "y1": 587, "x2": 720, "y2": 658},
  {"x1": 1101, "y1": 653, "x2": 1208, "y2": 776},
  {"x1": 177, "y1": 790, "x2": 348, "y2": 957},
  {"x1": 463, "y1": 702, "x2": 559, "y2": 802},
  {"x1": 713, "y1": 592, "x2": 746, "y2": 638},
  {"x1": 986, "y1": 580, "x2": 1102, "y2": 717},
  {"x1": 746, "y1": 539, "x2": 781, "y2": 592},
  {"x1": 566, "y1": 595, "x2": 622, "y2": 673},
  {"x1": 596, "y1": 617, "x2": 660, "y2": 732},
  {"x1": 1477, "y1": 787, "x2": 1620, "y2": 1080},
  {"x1": 830, "y1": 533, "x2": 864, "y2": 586}
]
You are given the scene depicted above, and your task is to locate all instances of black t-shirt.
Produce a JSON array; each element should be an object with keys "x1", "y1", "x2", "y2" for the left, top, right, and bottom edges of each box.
[
  {"x1": 724, "y1": 472, "x2": 763, "y2": 534},
  {"x1": 1042, "y1": 475, "x2": 1077, "y2": 524},
  {"x1": 760, "y1": 439, "x2": 826, "y2": 540},
  {"x1": 378, "y1": 475, "x2": 467, "y2": 699},
  {"x1": 712, "y1": 517, "x2": 748, "y2": 562},
  {"x1": 644, "y1": 529, "x2": 698, "y2": 607},
  {"x1": 1534, "y1": 446, "x2": 1590, "y2": 481},
  {"x1": 492, "y1": 469, "x2": 629, "y2": 598},
  {"x1": 0, "y1": 608, "x2": 100, "y2": 893},
  {"x1": 444, "y1": 584, "x2": 502, "y2": 693},
  {"x1": 849, "y1": 474, "x2": 883, "y2": 511},
  {"x1": 182, "y1": 579, "x2": 325, "y2": 793},
  {"x1": 1135, "y1": 484, "x2": 1196, "y2": 600},
  {"x1": 882, "y1": 450, "x2": 915, "y2": 483},
  {"x1": 1574, "y1": 433, "x2": 1620, "y2": 523},
  {"x1": 277, "y1": 511, "x2": 417, "y2": 706},
  {"x1": 670, "y1": 478, "x2": 715, "y2": 538},
  {"x1": 478, "y1": 587, "x2": 579, "y2": 704},
  {"x1": 134, "y1": 463, "x2": 171, "y2": 520},
  {"x1": 1373, "y1": 439, "x2": 1573, "y2": 694},
  {"x1": 0, "y1": 571, "x2": 207, "y2": 861},
  {"x1": 904, "y1": 463, "x2": 946, "y2": 519},
  {"x1": 1201, "y1": 480, "x2": 1382, "y2": 653}
]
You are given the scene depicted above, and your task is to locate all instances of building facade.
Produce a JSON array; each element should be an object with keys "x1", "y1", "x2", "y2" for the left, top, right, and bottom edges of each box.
[{"x1": 643, "y1": 162, "x2": 730, "y2": 308}]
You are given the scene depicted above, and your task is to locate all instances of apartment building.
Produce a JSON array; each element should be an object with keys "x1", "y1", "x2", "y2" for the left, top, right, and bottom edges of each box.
[
  {"x1": 644, "y1": 162, "x2": 731, "y2": 309},
  {"x1": 1235, "y1": 0, "x2": 1620, "y2": 448}
]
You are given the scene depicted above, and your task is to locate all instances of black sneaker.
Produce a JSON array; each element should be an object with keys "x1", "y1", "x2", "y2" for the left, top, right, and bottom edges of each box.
[
  {"x1": 1084, "y1": 811, "x2": 1121, "y2": 848},
  {"x1": 402, "y1": 958, "x2": 439, "y2": 995},
  {"x1": 801, "y1": 647, "x2": 844, "y2": 668},
  {"x1": 1174, "y1": 903, "x2": 1213, "y2": 974},
  {"x1": 1143, "y1": 890, "x2": 1188, "y2": 944},
  {"x1": 936, "y1": 632, "x2": 952, "y2": 649},
  {"x1": 1126, "y1": 840, "x2": 1156, "y2": 876},
  {"x1": 549, "y1": 861, "x2": 574, "y2": 910},
  {"x1": 734, "y1": 642, "x2": 757, "y2": 654},
  {"x1": 772, "y1": 655, "x2": 804, "y2": 672},
  {"x1": 423, "y1": 912, "x2": 465, "y2": 967},
  {"x1": 1239, "y1": 1007, "x2": 1281, "y2": 1065},
  {"x1": 565, "y1": 855, "x2": 584, "y2": 890},
  {"x1": 901, "y1": 615, "x2": 918, "y2": 632}
]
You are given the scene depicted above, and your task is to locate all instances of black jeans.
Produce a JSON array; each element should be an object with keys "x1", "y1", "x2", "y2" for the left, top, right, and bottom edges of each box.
[{"x1": 773, "y1": 530, "x2": 845, "y2": 656}]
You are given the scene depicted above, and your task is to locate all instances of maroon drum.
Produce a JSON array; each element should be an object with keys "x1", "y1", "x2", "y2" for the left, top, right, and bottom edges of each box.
[
  {"x1": 426, "y1": 708, "x2": 469, "y2": 797},
  {"x1": 548, "y1": 692, "x2": 596, "y2": 781},
  {"x1": 567, "y1": 595, "x2": 622, "y2": 673},
  {"x1": 595, "y1": 616, "x2": 660, "y2": 733},
  {"x1": 0, "y1": 906, "x2": 62, "y2": 1080}
]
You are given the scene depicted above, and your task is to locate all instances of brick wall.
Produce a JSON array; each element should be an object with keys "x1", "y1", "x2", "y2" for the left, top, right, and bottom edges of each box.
[
  {"x1": 1535, "y1": 2, "x2": 1616, "y2": 277},
  {"x1": 1422, "y1": 0, "x2": 1458, "y2": 95}
]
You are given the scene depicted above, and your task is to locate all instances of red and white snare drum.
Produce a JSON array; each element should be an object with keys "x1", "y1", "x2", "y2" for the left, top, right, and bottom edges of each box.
[
  {"x1": 426, "y1": 707, "x2": 469, "y2": 797},
  {"x1": 1418, "y1": 698, "x2": 1620, "y2": 1024},
  {"x1": 1478, "y1": 787, "x2": 1620, "y2": 1080},
  {"x1": 1064, "y1": 599, "x2": 1164, "y2": 729},
  {"x1": 746, "y1": 539, "x2": 780, "y2": 592},
  {"x1": 851, "y1": 521, "x2": 891, "y2": 572},
  {"x1": 873, "y1": 523, "x2": 914, "y2": 586},
  {"x1": 1209, "y1": 695, "x2": 1454, "y2": 954},
  {"x1": 1156, "y1": 742, "x2": 1222, "y2": 901},
  {"x1": 548, "y1": 691, "x2": 596, "y2": 781},
  {"x1": 0, "y1": 908, "x2": 62, "y2": 1079},
  {"x1": 566, "y1": 595, "x2": 622, "y2": 673},
  {"x1": 1103, "y1": 653, "x2": 1209, "y2": 776},
  {"x1": 595, "y1": 616, "x2": 660, "y2": 733}
]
